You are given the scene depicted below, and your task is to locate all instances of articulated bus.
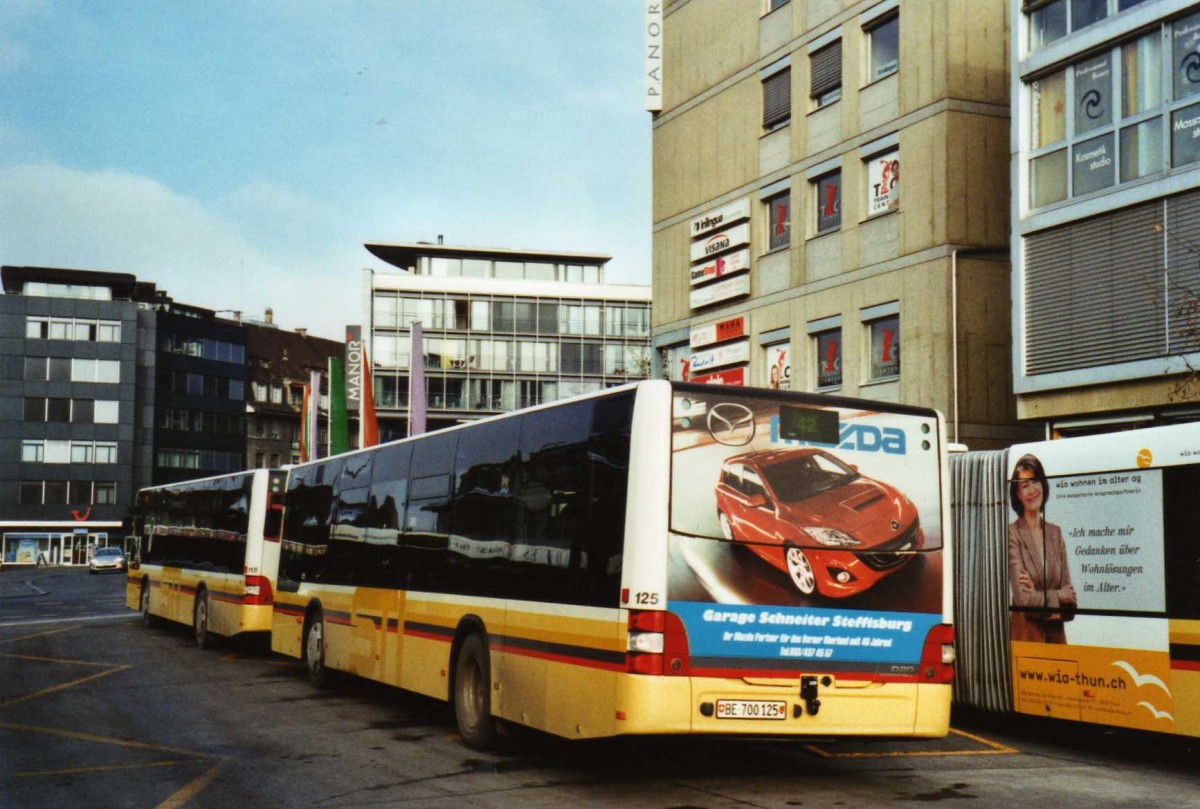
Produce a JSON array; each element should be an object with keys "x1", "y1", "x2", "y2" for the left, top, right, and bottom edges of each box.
[
  {"x1": 126, "y1": 469, "x2": 286, "y2": 648},
  {"x1": 952, "y1": 423, "x2": 1200, "y2": 737},
  {"x1": 271, "y1": 380, "x2": 954, "y2": 747}
]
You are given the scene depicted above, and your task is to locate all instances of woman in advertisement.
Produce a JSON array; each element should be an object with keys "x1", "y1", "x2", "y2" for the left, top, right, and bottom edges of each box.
[{"x1": 1009, "y1": 453, "x2": 1077, "y2": 643}]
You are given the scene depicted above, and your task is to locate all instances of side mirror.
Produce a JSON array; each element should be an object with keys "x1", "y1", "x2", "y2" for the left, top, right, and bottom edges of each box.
[{"x1": 745, "y1": 493, "x2": 767, "y2": 509}]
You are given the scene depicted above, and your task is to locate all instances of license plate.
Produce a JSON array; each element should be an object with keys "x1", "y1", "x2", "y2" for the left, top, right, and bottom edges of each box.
[{"x1": 714, "y1": 699, "x2": 787, "y2": 720}]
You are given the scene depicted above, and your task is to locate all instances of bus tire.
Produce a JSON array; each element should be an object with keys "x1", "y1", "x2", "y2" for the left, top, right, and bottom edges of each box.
[
  {"x1": 454, "y1": 632, "x2": 498, "y2": 751},
  {"x1": 193, "y1": 587, "x2": 212, "y2": 650},
  {"x1": 140, "y1": 579, "x2": 158, "y2": 628},
  {"x1": 784, "y1": 543, "x2": 817, "y2": 595},
  {"x1": 304, "y1": 607, "x2": 334, "y2": 688}
]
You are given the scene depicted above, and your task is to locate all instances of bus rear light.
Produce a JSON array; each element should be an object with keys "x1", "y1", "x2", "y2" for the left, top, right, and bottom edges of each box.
[
  {"x1": 626, "y1": 610, "x2": 691, "y2": 676},
  {"x1": 628, "y1": 631, "x2": 664, "y2": 654},
  {"x1": 918, "y1": 624, "x2": 955, "y2": 683},
  {"x1": 244, "y1": 574, "x2": 274, "y2": 606}
]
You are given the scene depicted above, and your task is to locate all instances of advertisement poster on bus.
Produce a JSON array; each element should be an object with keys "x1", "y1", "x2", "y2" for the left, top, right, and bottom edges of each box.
[
  {"x1": 1005, "y1": 435, "x2": 1179, "y2": 733},
  {"x1": 666, "y1": 387, "x2": 944, "y2": 673}
]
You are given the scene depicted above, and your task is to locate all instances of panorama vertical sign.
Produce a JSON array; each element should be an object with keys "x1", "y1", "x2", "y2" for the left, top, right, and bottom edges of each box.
[{"x1": 645, "y1": 2, "x2": 663, "y2": 111}]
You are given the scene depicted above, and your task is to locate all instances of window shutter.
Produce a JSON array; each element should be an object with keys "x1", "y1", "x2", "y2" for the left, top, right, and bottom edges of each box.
[
  {"x1": 1167, "y1": 190, "x2": 1200, "y2": 354},
  {"x1": 1025, "y1": 200, "x2": 1164, "y2": 374},
  {"x1": 810, "y1": 41, "x2": 842, "y2": 99},
  {"x1": 762, "y1": 68, "x2": 791, "y2": 128}
]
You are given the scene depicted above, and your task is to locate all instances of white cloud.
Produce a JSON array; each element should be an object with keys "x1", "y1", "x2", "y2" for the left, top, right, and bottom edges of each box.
[{"x1": 0, "y1": 161, "x2": 362, "y2": 340}]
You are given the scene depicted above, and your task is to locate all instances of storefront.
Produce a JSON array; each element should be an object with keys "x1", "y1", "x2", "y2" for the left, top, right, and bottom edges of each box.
[{"x1": 1, "y1": 522, "x2": 125, "y2": 567}]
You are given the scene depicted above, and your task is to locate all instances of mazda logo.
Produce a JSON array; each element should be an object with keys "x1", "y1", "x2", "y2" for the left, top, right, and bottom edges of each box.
[{"x1": 707, "y1": 403, "x2": 755, "y2": 446}]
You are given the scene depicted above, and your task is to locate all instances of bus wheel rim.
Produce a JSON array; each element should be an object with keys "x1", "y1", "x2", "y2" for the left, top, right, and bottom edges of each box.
[{"x1": 307, "y1": 622, "x2": 323, "y2": 675}]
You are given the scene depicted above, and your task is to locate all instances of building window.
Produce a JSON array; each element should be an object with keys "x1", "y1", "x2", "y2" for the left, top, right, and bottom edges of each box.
[
  {"x1": 865, "y1": 148, "x2": 900, "y2": 216},
  {"x1": 1030, "y1": 1, "x2": 1067, "y2": 50},
  {"x1": 96, "y1": 400, "x2": 120, "y2": 424},
  {"x1": 762, "y1": 66, "x2": 791, "y2": 129},
  {"x1": 1028, "y1": 1, "x2": 1151, "y2": 51},
  {"x1": 765, "y1": 190, "x2": 791, "y2": 250},
  {"x1": 866, "y1": 14, "x2": 899, "y2": 83},
  {"x1": 764, "y1": 343, "x2": 791, "y2": 390},
  {"x1": 814, "y1": 171, "x2": 842, "y2": 233},
  {"x1": 21, "y1": 441, "x2": 44, "y2": 462},
  {"x1": 867, "y1": 313, "x2": 901, "y2": 381},
  {"x1": 768, "y1": 0, "x2": 789, "y2": 11},
  {"x1": 810, "y1": 40, "x2": 842, "y2": 108},
  {"x1": 95, "y1": 482, "x2": 117, "y2": 504},
  {"x1": 815, "y1": 329, "x2": 843, "y2": 389},
  {"x1": 25, "y1": 317, "x2": 121, "y2": 342},
  {"x1": 70, "y1": 359, "x2": 121, "y2": 384}
]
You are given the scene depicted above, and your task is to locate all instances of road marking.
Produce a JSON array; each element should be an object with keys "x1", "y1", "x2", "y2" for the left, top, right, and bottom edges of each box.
[
  {"x1": 0, "y1": 622, "x2": 224, "y2": 809},
  {"x1": 0, "y1": 625, "x2": 80, "y2": 644},
  {"x1": 10, "y1": 760, "x2": 186, "y2": 778},
  {"x1": 803, "y1": 728, "x2": 1018, "y2": 758},
  {"x1": 0, "y1": 651, "x2": 122, "y2": 667},
  {"x1": 0, "y1": 612, "x2": 136, "y2": 629},
  {"x1": 0, "y1": 721, "x2": 212, "y2": 759},
  {"x1": 0, "y1": 665, "x2": 130, "y2": 708},
  {"x1": 156, "y1": 764, "x2": 223, "y2": 809}
]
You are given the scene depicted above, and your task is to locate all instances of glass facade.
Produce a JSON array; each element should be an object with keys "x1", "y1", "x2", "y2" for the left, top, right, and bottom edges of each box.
[
  {"x1": 1025, "y1": 12, "x2": 1200, "y2": 208},
  {"x1": 369, "y1": 265, "x2": 650, "y2": 425}
]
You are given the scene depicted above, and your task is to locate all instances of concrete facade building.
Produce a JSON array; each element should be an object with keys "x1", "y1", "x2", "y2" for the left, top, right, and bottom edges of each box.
[
  {"x1": 1, "y1": 265, "x2": 340, "y2": 566},
  {"x1": 245, "y1": 320, "x2": 344, "y2": 467},
  {"x1": 651, "y1": 0, "x2": 1026, "y2": 449},
  {"x1": 1012, "y1": 0, "x2": 1200, "y2": 435},
  {"x1": 363, "y1": 242, "x2": 652, "y2": 438},
  {"x1": 0, "y1": 267, "x2": 143, "y2": 564}
]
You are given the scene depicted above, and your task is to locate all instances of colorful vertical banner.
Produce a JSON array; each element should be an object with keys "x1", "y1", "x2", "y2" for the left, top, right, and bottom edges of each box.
[
  {"x1": 298, "y1": 384, "x2": 311, "y2": 463},
  {"x1": 408, "y1": 322, "x2": 427, "y2": 437},
  {"x1": 328, "y1": 356, "x2": 349, "y2": 456},
  {"x1": 307, "y1": 368, "x2": 322, "y2": 461},
  {"x1": 360, "y1": 341, "x2": 379, "y2": 448}
]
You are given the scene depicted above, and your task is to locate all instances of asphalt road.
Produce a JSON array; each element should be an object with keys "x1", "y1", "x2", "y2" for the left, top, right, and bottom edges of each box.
[{"x1": 1, "y1": 567, "x2": 1198, "y2": 808}]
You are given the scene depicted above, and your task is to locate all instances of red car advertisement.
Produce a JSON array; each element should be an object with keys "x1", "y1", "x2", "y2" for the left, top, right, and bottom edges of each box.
[
  {"x1": 715, "y1": 447, "x2": 922, "y2": 597},
  {"x1": 667, "y1": 386, "x2": 945, "y2": 672}
]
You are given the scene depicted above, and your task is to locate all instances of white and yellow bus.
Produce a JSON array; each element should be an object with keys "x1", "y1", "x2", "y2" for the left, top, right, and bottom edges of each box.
[
  {"x1": 953, "y1": 422, "x2": 1200, "y2": 737},
  {"x1": 271, "y1": 380, "x2": 954, "y2": 748},
  {"x1": 126, "y1": 469, "x2": 286, "y2": 648}
]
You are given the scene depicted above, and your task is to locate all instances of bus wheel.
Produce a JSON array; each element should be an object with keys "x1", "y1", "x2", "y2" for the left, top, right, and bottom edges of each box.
[
  {"x1": 304, "y1": 608, "x2": 333, "y2": 688},
  {"x1": 784, "y1": 544, "x2": 817, "y2": 595},
  {"x1": 454, "y1": 633, "x2": 498, "y2": 750},
  {"x1": 193, "y1": 588, "x2": 212, "y2": 650},
  {"x1": 140, "y1": 579, "x2": 157, "y2": 627}
]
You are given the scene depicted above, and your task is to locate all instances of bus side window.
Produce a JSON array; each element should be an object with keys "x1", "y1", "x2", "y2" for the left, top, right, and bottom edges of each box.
[
  {"x1": 366, "y1": 442, "x2": 411, "y2": 588},
  {"x1": 406, "y1": 431, "x2": 459, "y2": 591},
  {"x1": 516, "y1": 400, "x2": 593, "y2": 603},
  {"x1": 582, "y1": 392, "x2": 634, "y2": 607},
  {"x1": 1165, "y1": 464, "x2": 1200, "y2": 618},
  {"x1": 452, "y1": 417, "x2": 521, "y2": 597}
]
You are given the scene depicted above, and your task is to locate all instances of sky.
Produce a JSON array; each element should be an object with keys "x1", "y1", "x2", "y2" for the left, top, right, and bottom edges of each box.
[{"x1": 0, "y1": 1, "x2": 652, "y2": 341}]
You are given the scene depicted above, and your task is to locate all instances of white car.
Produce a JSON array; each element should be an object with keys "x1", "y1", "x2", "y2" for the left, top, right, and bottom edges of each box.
[{"x1": 89, "y1": 546, "x2": 127, "y2": 575}]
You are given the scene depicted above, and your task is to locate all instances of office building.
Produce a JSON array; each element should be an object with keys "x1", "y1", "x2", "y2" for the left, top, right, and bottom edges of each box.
[
  {"x1": 651, "y1": 0, "x2": 1025, "y2": 448},
  {"x1": 1012, "y1": 0, "x2": 1200, "y2": 435},
  {"x1": 1, "y1": 267, "x2": 146, "y2": 564},
  {"x1": 363, "y1": 242, "x2": 652, "y2": 438}
]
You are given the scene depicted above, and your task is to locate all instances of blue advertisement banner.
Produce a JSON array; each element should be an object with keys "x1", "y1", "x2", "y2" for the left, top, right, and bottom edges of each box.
[{"x1": 672, "y1": 601, "x2": 939, "y2": 665}]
